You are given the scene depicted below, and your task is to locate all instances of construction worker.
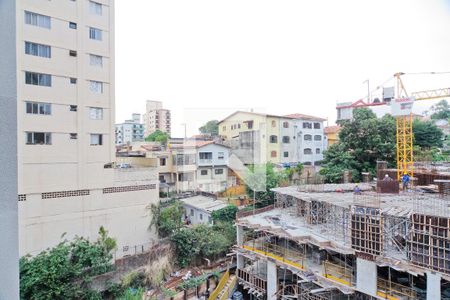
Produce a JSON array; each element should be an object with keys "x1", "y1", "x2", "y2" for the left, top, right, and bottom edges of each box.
[
  {"x1": 402, "y1": 173, "x2": 410, "y2": 191},
  {"x1": 353, "y1": 185, "x2": 362, "y2": 195}
]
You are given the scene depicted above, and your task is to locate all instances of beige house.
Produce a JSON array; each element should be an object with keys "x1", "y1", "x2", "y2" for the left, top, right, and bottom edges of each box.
[{"x1": 16, "y1": 0, "x2": 159, "y2": 257}]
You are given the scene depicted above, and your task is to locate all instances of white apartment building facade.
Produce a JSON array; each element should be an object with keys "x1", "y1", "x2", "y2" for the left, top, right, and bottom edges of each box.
[
  {"x1": 16, "y1": 0, "x2": 159, "y2": 257},
  {"x1": 144, "y1": 100, "x2": 171, "y2": 136},
  {"x1": 115, "y1": 113, "x2": 145, "y2": 145}
]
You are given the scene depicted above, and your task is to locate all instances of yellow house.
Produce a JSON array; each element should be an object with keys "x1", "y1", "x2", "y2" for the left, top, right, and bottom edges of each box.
[{"x1": 324, "y1": 125, "x2": 341, "y2": 147}]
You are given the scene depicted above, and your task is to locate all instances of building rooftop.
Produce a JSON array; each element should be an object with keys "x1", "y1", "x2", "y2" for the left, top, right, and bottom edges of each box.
[
  {"x1": 181, "y1": 195, "x2": 228, "y2": 213},
  {"x1": 324, "y1": 125, "x2": 341, "y2": 134},
  {"x1": 284, "y1": 113, "x2": 327, "y2": 122}
]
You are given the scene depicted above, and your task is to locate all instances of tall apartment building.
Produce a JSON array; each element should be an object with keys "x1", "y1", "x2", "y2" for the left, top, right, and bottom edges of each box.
[
  {"x1": 115, "y1": 113, "x2": 145, "y2": 145},
  {"x1": 144, "y1": 100, "x2": 171, "y2": 136},
  {"x1": 218, "y1": 111, "x2": 326, "y2": 166},
  {"x1": 15, "y1": 0, "x2": 159, "y2": 257}
]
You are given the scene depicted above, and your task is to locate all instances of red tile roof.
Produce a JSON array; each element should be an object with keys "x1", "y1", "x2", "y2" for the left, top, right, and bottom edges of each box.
[{"x1": 324, "y1": 125, "x2": 341, "y2": 134}]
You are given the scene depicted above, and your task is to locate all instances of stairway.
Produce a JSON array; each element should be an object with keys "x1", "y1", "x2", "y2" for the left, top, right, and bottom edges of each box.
[{"x1": 215, "y1": 275, "x2": 237, "y2": 300}]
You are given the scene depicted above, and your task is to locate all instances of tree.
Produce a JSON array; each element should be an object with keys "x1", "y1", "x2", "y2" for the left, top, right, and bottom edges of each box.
[
  {"x1": 145, "y1": 130, "x2": 170, "y2": 144},
  {"x1": 199, "y1": 120, "x2": 219, "y2": 136},
  {"x1": 149, "y1": 201, "x2": 184, "y2": 238},
  {"x1": 285, "y1": 163, "x2": 304, "y2": 182},
  {"x1": 430, "y1": 100, "x2": 450, "y2": 120},
  {"x1": 20, "y1": 227, "x2": 116, "y2": 300},
  {"x1": 320, "y1": 108, "x2": 396, "y2": 182},
  {"x1": 413, "y1": 119, "x2": 444, "y2": 148},
  {"x1": 211, "y1": 205, "x2": 238, "y2": 223}
]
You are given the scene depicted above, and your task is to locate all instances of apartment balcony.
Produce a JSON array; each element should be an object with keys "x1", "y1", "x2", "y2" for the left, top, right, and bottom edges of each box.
[
  {"x1": 198, "y1": 158, "x2": 213, "y2": 165},
  {"x1": 175, "y1": 164, "x2": 197, "y2": 172}
]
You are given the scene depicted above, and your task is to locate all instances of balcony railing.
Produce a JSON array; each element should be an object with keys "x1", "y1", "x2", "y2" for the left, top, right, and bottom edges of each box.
[{"x1": 237, "y1": 269, "x2": 267, "y2": 294}]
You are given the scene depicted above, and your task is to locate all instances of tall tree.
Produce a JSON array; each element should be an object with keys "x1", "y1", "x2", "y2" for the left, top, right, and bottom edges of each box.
[
  {"x1": 199, "y1": 120, "x2": 219, "y2": 136},
  {"x1": 412, "y1": 119, "x2": 444, "y2": 148},
  {"x1": 145, "y1": 130, "x2": 170, "y2": 144},
  {"x1": 430, "y1": 100, "x2": 450, "y2": 120}
]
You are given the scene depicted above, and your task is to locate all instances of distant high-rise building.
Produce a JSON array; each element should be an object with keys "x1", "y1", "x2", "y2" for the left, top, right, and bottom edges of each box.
[
  {"x1": 115, "y1": 113, "x2": 145, "y2": 145},
  {"x1": 144, "y1": 100, "x2": 171, "y2": 136},
  {"x1": 11, "y1": 0, "x2": 159, "y2": 257}
]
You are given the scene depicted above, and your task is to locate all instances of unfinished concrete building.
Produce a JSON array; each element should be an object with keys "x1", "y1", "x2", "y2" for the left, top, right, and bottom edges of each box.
[{"x1": 234, "y1": 183, "x2": 450, "y2": 299}]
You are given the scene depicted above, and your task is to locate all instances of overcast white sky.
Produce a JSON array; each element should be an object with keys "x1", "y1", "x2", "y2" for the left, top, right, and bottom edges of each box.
[{"x1": 115, "y1": 0, "x2": 450, "y2": 137}]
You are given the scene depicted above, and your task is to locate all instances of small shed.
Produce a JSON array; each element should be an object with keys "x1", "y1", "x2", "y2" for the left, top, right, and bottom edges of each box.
[{"x1": 181, "y1": 195, "x2": 228, "y2": 225}]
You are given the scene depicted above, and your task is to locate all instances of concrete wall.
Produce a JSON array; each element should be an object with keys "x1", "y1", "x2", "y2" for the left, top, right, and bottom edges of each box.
[
  {"x1": 0, "y1": 0, "x2": 19, "y2": 298},
  {"x1": 356, "y1": 258, "x2": 377, "y2": 297}
]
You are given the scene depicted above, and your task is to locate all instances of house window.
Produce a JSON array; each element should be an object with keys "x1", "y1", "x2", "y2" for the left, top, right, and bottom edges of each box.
[
  {"x1": 70, "y1": 105, "x2": 78, "y2": 112},
  {"x1": 201, "y1": 170, "x2": 208, "y2": 176},
  {"x1": 25, "y1": 72, "x2": 51, "y2": 87},
  {"x1": 269, "y1": 135, "x2": 278, "y2": 143},
  {"x1": 238, "y1": 124, "x2": 241, "y2": 129},
  {"x1": 90, "y1": 54, "x2": 103, "y2": 67},
  {"x1": 25, "y1": 41, "x2": 51, "y2": 58},
  {"x1": 215, "y1": 168, "x2": 223, "y2": 175},
  {"x1": 26, "y1": 102, "x2": 51, "y2": 115},
  {"x1": 304, "y1": 148, "x2": 312, "y2": 154},
  {"x1": 283, "y1": 121, "x2": 289, "y2": 128},
  {"x1": 303, "y1": 122, "x2": 312, "y2": 129},
  {"x1": 70, "y1": 78, "x2": 77, "y2": 84},
  {"x1": 271, "y1": 151, "x2": 277, "y2": 158},
  {"x1": 271, "y1": 120, "x2": 276, "y2": 127},
  {"x1": 314, "y1": 135, "x2": 322, "y2": 141},
  {"x1": 89, "y1": 80, "x2": 103, "y2": 93},
  {"x1": 304, "y1": 134, "x2": 312, "y2": 141},
  {"x1": 316, "y1": 148, "x2": 321, "y2": 154},
  {"x1": 26, "y1": 132, "x2": 51, "y2": 145},
  {"x1": 200, "y1": 214, "x2": 203, "y2": 220},
  {"x1": 89, "y1": 107, "x2": 103, "y2": 120},
  {"x1": 283, "y1": 151, "x2": 289, "y2": 158},
  {"x1": 222, "y1": 126, "x2": 226, "y2": 131},
  {"x1": 199, "y1": 152, "x2": 213, "y2": 160},
  {"x1": 314, "y1": 122, "x2": 321, "y2": 129},
  {"x1": 282, "y1": 136, "x2": 290, "y2": 143},
  {"x1": 89, "y1": 1, "x2": 102, "y2": 15},
  {"x1": 160, "y1": 158, "x2": 166, "y2": 166},
  {"x1": 69, "y1": 22, "x2": 77, "y2": 29},
  {"x1": 247, "y1": 121, "x2": 253, "y2": 129},
  {"x1": 218, "y1": 152, "x2": 225, "y2": 159},
  {"x1": 89, "y1": 27, "x2": 102, "y2": 40},
  {"x1": 24, "y1": 11, "x2": 51, "y2": 29},
  {"x1": 70, "y1": 133, "x2": 78, "y2": 139},
  {"x1": 90, "y1": 134, "x2": 103, "y2": 145},
  {"x1": 190, "y1": 209, "x2": 194, "y2": 216},
  {"x1": 69, "y1": 50, "x2": 77, "y2": 57}
]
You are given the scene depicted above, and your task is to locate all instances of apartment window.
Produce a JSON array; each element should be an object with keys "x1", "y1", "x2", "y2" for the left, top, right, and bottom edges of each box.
[
  {"x1": 26, "y1": 132, "x2": 51, "y2": 145},
  {"x1": 25, "y1": 41, "x2": 51, "y2": 58},
  {"x1": 215, "y1": 168, "x2": 224, "y2": 175},
  {"x1": 89, "y1": 54, "x2": 103, "y2": 67},
  {"x1": 314, "y1": 122, "x2": 321, "y2": 129},
  {"x1": 160, "y1": 158, "x2": 166, "y2": 166},
  {"x1": 314, "y1": 135, "x2": 322, "y2": 141},
  {"x1": 89, "y1": 107, "x2": 103, "y2": 120},
  {"x1": 70, "y1": 133, "x2": 78, "y2": 139},
  {"x1": 238, "y1": 124, "x2": 241, "y2": 129},
  {"x1": 247, "y1": 121, "x2": 253, "y2": 129},
  {"x1": 200, "y1": 214, "x2": 203, "y2": 220},
  {"x1": 89, "y1": 27, "x2": 102, "y2": 40},
  {"x1": 70, "y1": 105, "x2": 78, "y2": 112},
  {"x1": 24, "y1": 11, "x2": 51, "y2": 29},
  {"x1": 283, "y1": 121, "x2": 289, "y2": 128},
  {"x1": 304, "y1": 134, "x2": 312, "y2": 141},
  {"x1": 269, "y1": 135, "x2": 278, "y2": 143},
  {"x1": 25, "y1": 71, "x2": 51, "y2": 87},
  {"x1": 26, "y1": 102, "x2": 51, "y2": 115},
  {"x1": 199, "y1": 152, "x2": 213, "y2": 160},
  {"x1": 304, "y1": 148, "x2": 312, "y2": 155},
  {"x1": 69, "y1": 22, "x2": 77, "y2": 29},
  {"x1": 90, "y1": 134, "x2": 103, "y2": 145},
  {"x1": 271, "y1": 151, "x2": 277, "y2": 158},
  {"x1": 316, "y1": 148, "x2": 321, "y2": 154},
  {"x1": 271, "y1": 120, "x2": 276, "y2": 127},
  {"x1": 283, "y1": 151, "x2": 289, "y2": 158},
  {"x1": 89, "y1": 80, "x2": 103, "y2": 93},
  {"x1": 303, "y1": 122, "x2": 312, "y2": 129},
  {"x1": 282, "y1": 136, "x2": 290, "y2": 143},
  {"x1": 89, "y1": 1, "x2": 103, "y2": 15},
  {"x1": 201, "y1": 170, "x2": 208, "y2": 176},
  {"x1": 70, "y1": 78, "x2": 77, "y2": 84},
  {"x1": 69, "y1": 50, "x2": 77, "y2": 57},
  {"x1": 218, "y1": 152, "x2": 225, "y2": 159}
]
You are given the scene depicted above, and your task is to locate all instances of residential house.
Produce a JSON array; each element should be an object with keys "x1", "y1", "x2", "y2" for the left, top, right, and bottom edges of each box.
[
  {"x1": 324, "y1": 125, "x2": 341, "y2": 148},
  {"x1": 181, "y1": 195, "x2": 227, "y2": 225}
]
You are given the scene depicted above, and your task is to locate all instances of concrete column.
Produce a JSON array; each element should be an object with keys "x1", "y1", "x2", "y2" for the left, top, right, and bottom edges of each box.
[
  {"x1": 427, "y1": 272, "x2": 441, "y2": 300},
  {"x1": 0, "y1": 0, "x2": 19, "y2": 298},
  {"x1": 356, "y1": 258, "x2": 377, "y2": 297},
  {"x1": 267, "y1": 260, "x2": 277, "y2": 300},
  {"x1": 236, "y1": 224, "x2": 244, "y2": 247},
  {"x1": 237, "y1": 253, "x2": 244, "y2": 269}
]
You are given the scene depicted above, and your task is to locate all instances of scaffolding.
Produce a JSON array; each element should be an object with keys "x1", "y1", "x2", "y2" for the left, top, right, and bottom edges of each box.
[{"x1": 351, "y1": 205, "x2": 383, "y2": 256}]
